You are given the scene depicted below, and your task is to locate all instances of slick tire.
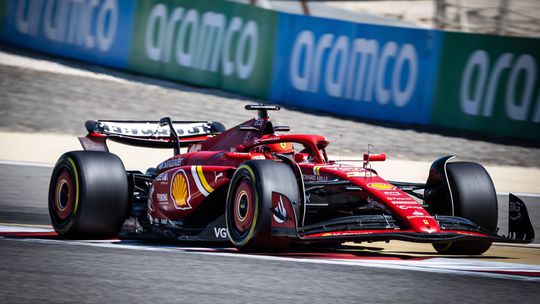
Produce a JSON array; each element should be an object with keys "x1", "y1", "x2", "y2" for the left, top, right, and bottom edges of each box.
[
  {"x1": 48, "y1": 151, "x2": 129, "y2": 238},
  {"x1": 226, "y1": 160, "x2": 299, "y2": 252},
  {"x1": 433, "y1": 162, "x2": 498, "y2": 255}
]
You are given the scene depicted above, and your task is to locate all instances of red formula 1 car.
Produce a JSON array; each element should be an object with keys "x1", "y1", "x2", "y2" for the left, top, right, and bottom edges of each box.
[{"x1": 48, "y1": 105, "x2": 534, "y2": 254}]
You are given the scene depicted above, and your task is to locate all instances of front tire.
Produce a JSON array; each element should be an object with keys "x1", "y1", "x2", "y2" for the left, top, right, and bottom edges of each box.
[
  {"x1": 432, "y1": 162, "x2": 498, "y2": 255},
  {"x1": 225, "y1": 160, "x2": 299, "y2": 251},
  {"x1": 48, "y1": 151, "x2": 129, "y2": 238}
]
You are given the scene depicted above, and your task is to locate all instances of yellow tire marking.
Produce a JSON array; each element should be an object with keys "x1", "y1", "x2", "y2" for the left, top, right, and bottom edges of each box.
[
  {"x1": 56, "y1": 157, "x2": 79, "y2": 234},
  {"x1": 67, "y1": 157, "x2": 80, "y2": 215},
  {"x1": 232, "y1": 164, "x2": 259, "y2": 247}
]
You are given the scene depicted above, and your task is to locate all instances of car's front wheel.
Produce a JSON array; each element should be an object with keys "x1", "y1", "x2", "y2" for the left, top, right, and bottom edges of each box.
[
  {"x1": 432, "y1": 162, "x2": 498, "y2": 255},
  {"x1": 225, "y1": 160, "x2": 299, "y2": 251}
]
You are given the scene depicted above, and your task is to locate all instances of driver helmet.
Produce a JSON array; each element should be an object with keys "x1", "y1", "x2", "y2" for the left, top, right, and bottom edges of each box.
[{"x1": 266, "y1": 142, "x2": 294, "y2": 156}]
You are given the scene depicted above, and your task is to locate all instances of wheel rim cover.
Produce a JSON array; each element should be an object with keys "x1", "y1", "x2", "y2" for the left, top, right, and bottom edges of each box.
[
  {"x1": 233, "y1": 179, "x2": 255, "y2": 234},
  {"x1": 55, "y1": 169, "x2": 74, "y2": 220}
]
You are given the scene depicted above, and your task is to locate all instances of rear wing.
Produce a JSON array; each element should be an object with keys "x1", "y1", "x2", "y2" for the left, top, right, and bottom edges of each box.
[{"x1": 79, "y1": 119, "x2": 225, "y2": 152}]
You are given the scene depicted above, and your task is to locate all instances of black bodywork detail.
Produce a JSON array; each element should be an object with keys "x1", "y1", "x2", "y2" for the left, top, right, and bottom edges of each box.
[
  {"x1": 435, "y1": 215, "x2": 491, "y2": 233},
  {"x1": 304, "y1": 179, "x2": 351, "y2": 188},
  {"x1": 158, "y1": 117, "x2": 181, "y2": 155},
  {"x1": 126, "y1": 171, "x2": 153, "y2": 220},
  {"x1": 424, "y1": 155, "x2": 455, "y2": 214},
  {"x1": 509, "y1": 194, "x2": 535, "y2": 241},
  {"x1": 180, "y1": 186, "x2": 228, "y2": 228},
  {"x1": 177, "y1": 216, "x2": 229, "y2": 242},
  {"x1": 274, "y1": 154, "x2": 304, "y2": 224},
  {"x1": 300, "y1": 214, "x2": 399, "y2": 236},
  {"x1": 273, "y1": 126, "x2": 290, "y2": 132}
]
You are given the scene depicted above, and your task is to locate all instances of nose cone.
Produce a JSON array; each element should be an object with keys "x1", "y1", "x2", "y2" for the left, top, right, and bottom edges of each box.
[{"x1": 411, "y1": 217, "x2": 440, "y2": 233}]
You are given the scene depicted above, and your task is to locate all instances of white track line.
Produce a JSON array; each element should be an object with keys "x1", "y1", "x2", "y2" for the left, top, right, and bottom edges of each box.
[
  {"x1": 1, "y1": 237, "x2": 539, "y2": 282},
  {"x1": 0, "y1": 159, "x2": 54, "y2": 168},
  {"x1": 0, "y1": 223, "x2": 52, "y2": 229},
  {"x1": 496, "y1": 192, "x2": 540, "y2": 198},
  {"x1": 0, "y1": 225, "x2": 54, "y2": 233},
  {"x1": 493, "y1": 243, "x2": 540, "y2": 248}
]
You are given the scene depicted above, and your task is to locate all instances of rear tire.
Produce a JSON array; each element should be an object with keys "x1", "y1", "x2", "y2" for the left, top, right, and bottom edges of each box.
[
  {"x1": 432, "y1": 162, "x2": 497, "y2": 255},
  {"x1": 48, "y1": 151, "x2": 128, "y2": 238},
  {"x1": 226, "y1": 160, "x2": 299, "y2": 251}
]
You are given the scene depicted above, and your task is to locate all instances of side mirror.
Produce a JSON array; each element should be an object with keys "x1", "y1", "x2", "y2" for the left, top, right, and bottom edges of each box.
[
  {"x1": 363, "y1": 153, "x2": 386, "y2": 162},
  {"x1": 273, "y1": 126, "x2": 290, "y2": 132}
]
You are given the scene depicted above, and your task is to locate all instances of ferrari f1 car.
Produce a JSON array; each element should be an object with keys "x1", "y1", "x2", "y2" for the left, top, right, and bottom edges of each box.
[{"x1": 48, "y1": 105, "x2": 535, "y2": 254}]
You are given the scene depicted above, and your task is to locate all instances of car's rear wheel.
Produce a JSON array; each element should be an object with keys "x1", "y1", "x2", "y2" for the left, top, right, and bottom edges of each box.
[
  {"x1": 48, "y1": 151, "x2": 128, "y2": 238},
  {"x1": 432, "y1": 162, "x2": 498, "y2": 255},
  {"x1": 226, "y1": 160, "x2": 299, "y2": 251}
]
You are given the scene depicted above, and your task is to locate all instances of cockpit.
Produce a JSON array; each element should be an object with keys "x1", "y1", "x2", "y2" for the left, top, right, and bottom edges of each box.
[{"x1": 247, "y1": 137, "x2": 329, "y2": 164}]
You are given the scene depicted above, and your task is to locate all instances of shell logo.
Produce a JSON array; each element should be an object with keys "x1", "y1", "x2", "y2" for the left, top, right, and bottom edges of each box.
[
  {"x1": 367, "y1": 183, "x2": 396, "y2": 190},
  {"x1": 171, "y1": 171, "x2": 191, "y2": 209}
]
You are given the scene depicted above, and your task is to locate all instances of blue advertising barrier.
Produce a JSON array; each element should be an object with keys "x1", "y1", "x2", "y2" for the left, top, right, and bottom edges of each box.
[
  {"x1": 0, "y1": 0, "x2": 136, "y2": 68},
  {"x1": 271, "y1": 13, "x2": 442, "y2": 124}
]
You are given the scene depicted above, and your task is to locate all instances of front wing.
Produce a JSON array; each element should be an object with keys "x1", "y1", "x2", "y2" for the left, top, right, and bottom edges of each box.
[{"x1": 280, "y1": 194, "x2": 535, "y2": 245}]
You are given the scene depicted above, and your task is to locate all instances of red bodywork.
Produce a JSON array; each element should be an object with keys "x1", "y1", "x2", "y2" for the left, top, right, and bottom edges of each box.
[
  {"x1": 144, "y1": 116, "x2": 460, "y2": 243},
  {"x1": 81, "y1": 111, "x2": 534, "y2": 246}
]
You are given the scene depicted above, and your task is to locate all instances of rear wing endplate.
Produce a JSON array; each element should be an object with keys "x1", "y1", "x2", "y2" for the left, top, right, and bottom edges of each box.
[{"x1": 79, "y1": 120, "x2": 225, "y2": 152}]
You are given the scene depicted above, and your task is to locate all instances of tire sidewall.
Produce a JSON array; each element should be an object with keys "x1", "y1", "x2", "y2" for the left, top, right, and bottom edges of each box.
[
  {"x1": 226, "y1": 160, "x2": 298, "y2": 251},
  {"x1": 433, "y1": 161, "x2": 497, "y2": 255},
  {"x1": 48, "y1": 151, "x2": 128, "y2": 238},
  {"x1": 226, "y1": 164, "x2": 260, "y2": 247},
  {"x1": 446, "y1": 162, "x2": 498, "y2": 233}
]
